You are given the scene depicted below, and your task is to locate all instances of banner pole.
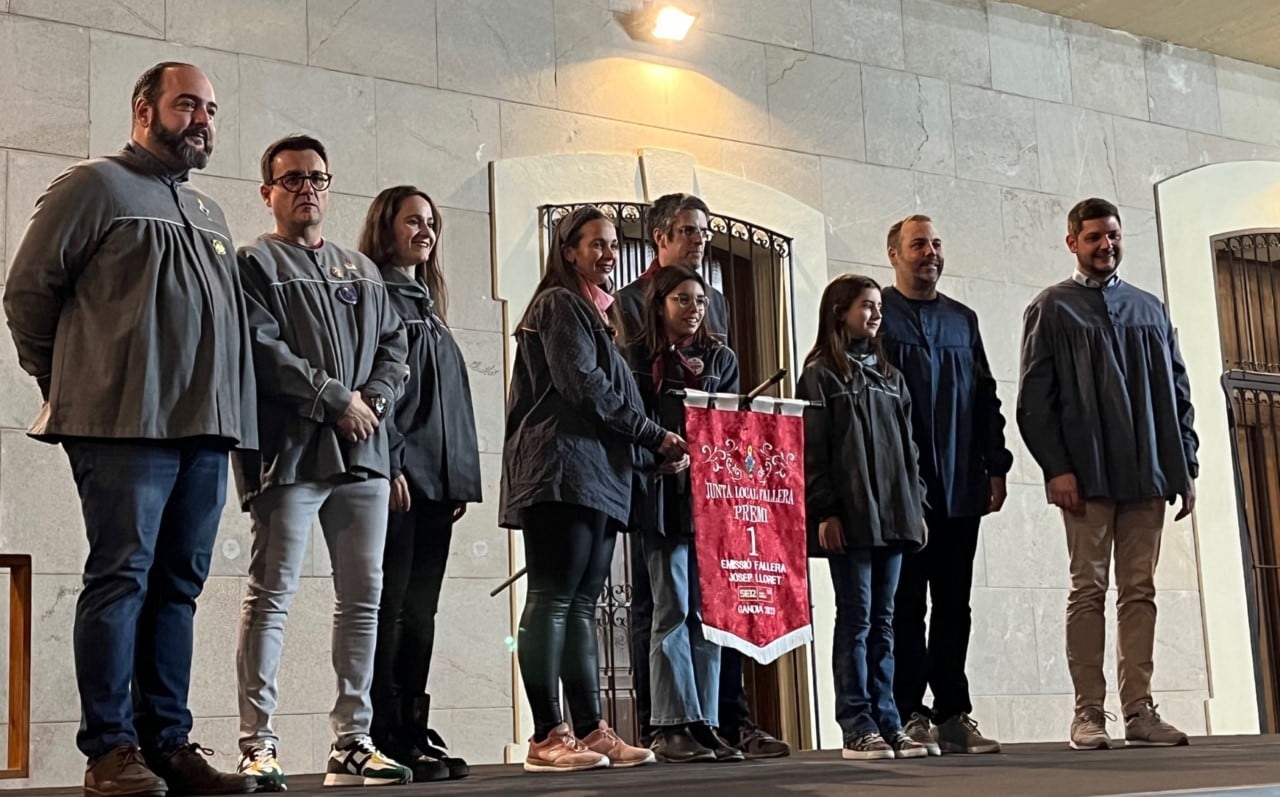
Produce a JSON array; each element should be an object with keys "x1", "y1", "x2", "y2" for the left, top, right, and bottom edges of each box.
[
  {"x1": 490, "y1": 565, "x2": 527, "y2": 597},
  {"x1": 805, "y1": 559, "x2": 822, "y2": 751},
  {"x1": 740, "y1": 369, "x2": 787, "y2": 410}
]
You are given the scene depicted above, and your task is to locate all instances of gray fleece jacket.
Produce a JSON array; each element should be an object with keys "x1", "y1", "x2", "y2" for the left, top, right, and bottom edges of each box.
[
  {"x1": 234, "y1": 234, "x2": 408, "y2": 507},
  {"x1": 3, "y1": 142, "x2": 258, "y2": 448}
]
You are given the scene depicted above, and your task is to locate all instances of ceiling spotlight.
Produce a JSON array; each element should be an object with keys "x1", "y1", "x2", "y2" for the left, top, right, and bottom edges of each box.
[{"x1": 618, "y1": 2, "x2": 699, "y2": 43}]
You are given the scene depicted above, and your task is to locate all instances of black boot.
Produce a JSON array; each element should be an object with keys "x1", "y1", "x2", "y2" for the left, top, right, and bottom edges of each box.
[
  {"x1": 398, "y1": 748, "x2": 450, "y2": 784},
  {"x1": 375, "y1": 693, "x2": 445, "y2": 783},
  {"x1": 690, "y1": 723, "x2": 745, "y2": 762},
  {"x1": 410, "y1": 695, "x2": 470, "y2": 779},
  {"x1": 371, "y1": 691, "x2": 412, "y2": 763},
  {"x1": 651, "y1": 726, "x2": 716, "y2": 763}
]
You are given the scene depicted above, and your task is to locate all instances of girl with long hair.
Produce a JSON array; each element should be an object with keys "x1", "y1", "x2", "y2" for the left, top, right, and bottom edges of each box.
[
  {"x1": 499, "y1": 206, "x2": 686, "y2": 773},
  {"x1": 797, "y1": 274, "x2": 929, "y2": 761},
  {"x1": 358, "y1": 185, "x2": 480, "y2": 781},
  {"x1": 623, "y1": 266, "x2": 743, "y2": 763}
]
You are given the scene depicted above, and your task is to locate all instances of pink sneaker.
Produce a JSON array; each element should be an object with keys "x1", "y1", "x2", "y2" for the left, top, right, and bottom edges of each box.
[
  {"x1": 581, "y1": 721, "x2": 656, "y2": 768},
  {"x1": 524, "y1": 723, "x2": 610, "y2": 773}
]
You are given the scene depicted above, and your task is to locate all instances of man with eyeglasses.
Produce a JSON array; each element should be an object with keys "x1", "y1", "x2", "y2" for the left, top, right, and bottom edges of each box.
[
  {"x1": 617, "y1": 193, "x2": 728, "y2": 343},
  {"x1": 618, "y1": 193, "x2": 790, "y2": 760},
  {"x1": 232, "y1": 134, "x2": 412, "y2": 790}
]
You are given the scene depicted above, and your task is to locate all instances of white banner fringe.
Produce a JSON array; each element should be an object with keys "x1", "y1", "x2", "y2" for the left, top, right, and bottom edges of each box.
[{"x1": 701, "y1": 623, "x2": 813, "y2": 665}]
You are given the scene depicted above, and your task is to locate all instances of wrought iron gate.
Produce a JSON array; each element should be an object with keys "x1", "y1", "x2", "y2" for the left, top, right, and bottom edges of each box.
[{"x1": 1213, "y1": 230, "x2": 1280, "y2": 732}]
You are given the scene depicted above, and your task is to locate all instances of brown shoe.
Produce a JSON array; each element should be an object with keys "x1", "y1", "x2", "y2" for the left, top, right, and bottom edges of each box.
[
  {"x1": 1124, "y1": 702, "x2": 1189, "y2": 747},
  {"x1": 151, "y1": 744, "x2": 256, "y2": 795},
  {"x1": 524, "y1": 723, "x2": 610, "y2": 773},
  {"x1": 582, "y1": 721, "x2": 656, "y2": 768},
  {"x1": 737, "y1": 722, "x2": 791, "y2": 759},
  {"x1": 85, "y1": 745, "x2": 167, "y2": 797},
  {"x1": 1069, "y1": 706, "x2": 1115, "y2": 750}
]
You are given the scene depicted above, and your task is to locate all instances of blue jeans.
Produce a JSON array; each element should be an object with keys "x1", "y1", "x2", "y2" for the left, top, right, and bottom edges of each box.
[
  {"x1": 64, "y1": 440, "x2": 228, "y2": 761},
  {"x1": 643, "y1": 532, "x2": 720, "y2": 727},
  {"x1": 828, "y1": 546, "x2": 904, "y2": 742}
]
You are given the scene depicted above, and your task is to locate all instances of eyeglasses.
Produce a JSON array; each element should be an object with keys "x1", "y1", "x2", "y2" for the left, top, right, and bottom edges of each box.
[
  {"x1": 268, "y1": 171, "x2": 333, "y2": 193},
  {"x1": 668, "y1": 293, "x2": 708, "y2": 310},
  {"x1": 674, "y1": 225, "x2": 713, "y2": 242}
]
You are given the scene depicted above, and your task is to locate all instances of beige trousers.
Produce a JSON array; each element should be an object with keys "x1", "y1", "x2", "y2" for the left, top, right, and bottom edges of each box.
[{"x1": 1063, "y1": 498, "x2": 1166, "y2": 713}]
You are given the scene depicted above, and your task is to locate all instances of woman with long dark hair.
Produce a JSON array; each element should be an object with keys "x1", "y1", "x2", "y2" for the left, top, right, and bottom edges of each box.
[
  {"x1": 623, "y1": 265, "x2": 744, "y2": 763},
  {"x1": 358, "y1": 186, "x2": 480, "y2": 781},
  {"x1": 798, "y1": 274, "x2": 929, "y2": 762},
  {"x1": 500, "y1": 206, "x2": 686, "y2": 773}
]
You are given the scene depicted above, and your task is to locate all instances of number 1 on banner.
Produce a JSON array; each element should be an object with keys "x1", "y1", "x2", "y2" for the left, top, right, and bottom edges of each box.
[{"x1": 748, "y1": 526, "x2": 759, "y2": 557}]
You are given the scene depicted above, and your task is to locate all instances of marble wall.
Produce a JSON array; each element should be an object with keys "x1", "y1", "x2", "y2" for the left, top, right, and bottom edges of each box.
[{"x1": 0, "y1": 0, "x2": 1276, "y2": 785}]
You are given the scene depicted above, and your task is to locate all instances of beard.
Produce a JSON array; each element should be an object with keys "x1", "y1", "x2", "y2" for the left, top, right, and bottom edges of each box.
[
  {"x1": 152, "y1": 117, "x2": 212, "y2": 170},
  {"x1": 1080, "y1": 249, "x2": 1122, "y2": 274},
  {"x1": 914, "y1": 256, "x2": 943, "y2": 283}
]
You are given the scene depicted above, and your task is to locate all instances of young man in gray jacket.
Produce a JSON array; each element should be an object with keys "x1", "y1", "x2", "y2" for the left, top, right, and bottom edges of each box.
[
  {"x1": 232, "y1": 135, "x2": 410, "y2": 790},
  {"x1": 4, "y1": 62, "x2": 258, "y2": 797},
  {"x1": 1017, "y1": 197, "x2": 1197, "y2": 752}
]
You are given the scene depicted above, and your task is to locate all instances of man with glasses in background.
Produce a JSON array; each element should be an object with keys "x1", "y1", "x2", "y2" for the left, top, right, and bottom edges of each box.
[
  {"x1": 232, "y1": 134, "x2": 411, "y2": 790},
  {"x1": 618, "y1": 192, "x2": 790, "y2": 760},
  {"x1": 617, "y1": 193, "x2": 728, "y2": 342}
]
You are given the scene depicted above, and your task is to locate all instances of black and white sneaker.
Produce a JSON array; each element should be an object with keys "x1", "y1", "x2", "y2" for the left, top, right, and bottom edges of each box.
[
  {"x1": 887, "y1": 731, "x2": 928, "y2": 759},
  {"x1": 323, "y1": 738, "x2": 412, "y2": 787}
]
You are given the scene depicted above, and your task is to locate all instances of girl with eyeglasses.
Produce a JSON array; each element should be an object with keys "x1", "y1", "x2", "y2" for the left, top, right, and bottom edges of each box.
[
  {"x1": 622, "y1": 265, "x2": 743, "y2": 763},
  {"x1": 797, "y1": 274, "x2": 929, "y2": 762},
  {"x1": 500, "y1": 206, "x2": 686, "y2": 773}
]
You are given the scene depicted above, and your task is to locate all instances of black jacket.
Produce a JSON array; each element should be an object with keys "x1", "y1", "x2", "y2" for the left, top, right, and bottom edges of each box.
[
  {"x1": 879, "y1": 287, "x2": 1013, "y2": 518},
  {"x1": 797, "y1": 348, "x2": 927, "y2": 557},
  {"x1": 234, "y1": 236, "x2": 408, "y2": 507},
  {"x1": 624, "y1": 339, "x2": 740, "y2": 537},
  {"x1": 616, "y1": 264, "x2": 731, "y2": 346},
  {"x1": 380, "y1": 267, "x2": 482, "y2": 504},
  {"x1": 499, "y1": 288, "x2": 666, "y2": 529},
  {"x1": 4, "y1": 143, "x2": 257, "y2": 448},
  {"x1": 1016, "y1": 277, "x2": 1198, "y2": 501}
]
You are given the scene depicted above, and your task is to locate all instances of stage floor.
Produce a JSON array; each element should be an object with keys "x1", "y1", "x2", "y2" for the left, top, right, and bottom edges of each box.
[{"x1": 27, "y1": 735, "x2": 1280, "y2": 796}]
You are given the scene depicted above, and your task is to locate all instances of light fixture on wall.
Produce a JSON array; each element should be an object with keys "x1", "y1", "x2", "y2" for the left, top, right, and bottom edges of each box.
[{"x1": 617, "y1": 2, "x2": 699, "y2": 43}]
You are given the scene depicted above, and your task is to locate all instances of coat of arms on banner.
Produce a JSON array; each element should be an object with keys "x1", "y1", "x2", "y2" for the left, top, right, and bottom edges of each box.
[{"x1": 684, "y1": 392, "x2": 812, "y2": 664}]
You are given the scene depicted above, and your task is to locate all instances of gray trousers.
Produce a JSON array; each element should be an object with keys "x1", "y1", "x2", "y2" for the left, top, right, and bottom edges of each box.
[{"x1": 236, "y1": 479, "x2": 390, "y2": 749}]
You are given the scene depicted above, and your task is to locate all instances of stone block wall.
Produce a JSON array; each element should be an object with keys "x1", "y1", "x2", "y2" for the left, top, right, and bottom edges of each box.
[{"x1": 1, "y1": 0, "x2": 1277, "y2": 785}]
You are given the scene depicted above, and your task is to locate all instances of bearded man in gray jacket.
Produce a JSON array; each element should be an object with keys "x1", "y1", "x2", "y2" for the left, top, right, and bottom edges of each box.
[
  {"x1": 4, "y1": 62, "x2": 258, "y2": 797},
  {"x1": 232, "y1": 135, "x2": 411, "y2": 790}
]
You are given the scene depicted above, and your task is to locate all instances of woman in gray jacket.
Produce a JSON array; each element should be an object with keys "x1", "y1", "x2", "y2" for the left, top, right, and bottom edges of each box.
[
  {"x1": 500, "y1": 206, "x2": 686, "y2": 773},
  {"x1": 358, "y1": 186, "x2": 480, "y2": 783}
]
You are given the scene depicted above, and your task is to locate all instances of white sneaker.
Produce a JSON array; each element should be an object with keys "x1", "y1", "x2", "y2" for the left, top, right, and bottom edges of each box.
[
  {"x1": 323, "y1": 738, "x2": 412, "y2": 787},
  {"x1": 238, "y1": 743, "x2": 286, "y2": 792}
]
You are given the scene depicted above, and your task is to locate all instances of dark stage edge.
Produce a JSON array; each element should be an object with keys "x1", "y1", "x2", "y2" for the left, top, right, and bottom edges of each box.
[{"x1": 29, "y1": 736, "x2": 1280, "y2": 796}]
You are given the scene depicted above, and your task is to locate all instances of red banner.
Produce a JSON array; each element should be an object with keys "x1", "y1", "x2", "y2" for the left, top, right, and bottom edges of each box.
[{"x1": 686, "y1": 398, "x2": 811, "y2": 664}]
